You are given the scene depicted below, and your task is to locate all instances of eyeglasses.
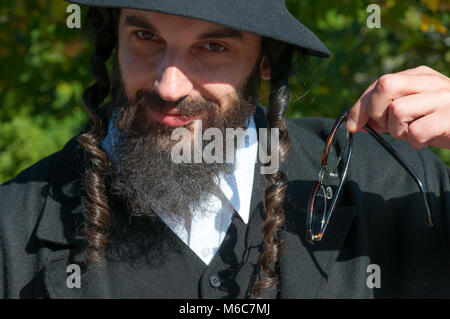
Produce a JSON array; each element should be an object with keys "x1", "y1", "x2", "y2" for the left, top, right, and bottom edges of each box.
[{"x1": 306, "y1": 109, "x2": 434, "y2": 244}]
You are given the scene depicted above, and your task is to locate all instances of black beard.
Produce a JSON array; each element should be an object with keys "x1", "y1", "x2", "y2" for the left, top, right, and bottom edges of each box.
[{"x1": 104, "y1": 58, "x2": 260, "y2": 223}]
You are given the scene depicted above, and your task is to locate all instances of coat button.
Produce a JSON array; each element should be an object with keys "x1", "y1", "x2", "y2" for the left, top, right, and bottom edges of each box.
[{"x1": 209, "y1": 274, "x2": 221, "y2": 288}]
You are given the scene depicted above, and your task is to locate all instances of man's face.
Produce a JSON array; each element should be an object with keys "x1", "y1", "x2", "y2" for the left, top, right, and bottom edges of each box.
[
  {"x1": 106, "y1": 9, "x2": 270, "y2": 220},
  {"x1": 116, "y1": 9, "x2": 269, "y2": 133}
]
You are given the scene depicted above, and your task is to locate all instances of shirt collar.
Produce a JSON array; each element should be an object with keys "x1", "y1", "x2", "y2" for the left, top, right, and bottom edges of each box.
[{"x1": 216, "y1": 115, "x2": 257, "y2": 224}]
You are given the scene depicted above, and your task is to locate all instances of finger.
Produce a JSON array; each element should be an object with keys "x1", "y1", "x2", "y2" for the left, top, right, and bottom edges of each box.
[
  {"x1": 347, "y1": 71, "x2": 416, "y2": 133},
  {"x1": 395, "y1": 65, "x2": 442, "y2": 76},
  {"x1": 406, "y1": 108, "x2": 450, "y2": 149},
  {"x1": 428, "y1": 134, "x2": 450, "y2": 150},
  {"x1": 367, "y1": 74, "x2": 448, "y2": 123},
  {"x1": 387, "y1": 91, "x2": 440, "y2": 140},
  {"x1": 387, "y1": 111, "x2": 411, "y2": 141},
  {"x1": 364, "y1": 118, "x2": 387, "y2": 134},
  {"x1": 347, "y1": 73, "x2": 449, "y2": 133},
  {"x1": 394, "y1": 66, "x2": 450, "y2": 86},
  {"x1": 346, "y1": 82, "x2": 376, "y2": 132}
]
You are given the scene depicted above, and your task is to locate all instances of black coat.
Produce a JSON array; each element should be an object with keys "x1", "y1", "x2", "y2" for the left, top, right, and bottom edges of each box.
[{"x1": 1, "y1": 107, "x2": 449, "y2": 298}]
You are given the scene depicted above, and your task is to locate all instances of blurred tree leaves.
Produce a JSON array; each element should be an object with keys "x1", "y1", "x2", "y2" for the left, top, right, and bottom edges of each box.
[
  {"x1": 0, "y1": 0, "x2": 449, "y2": 182},
  {"x1": 0, "y1": 0, "x2": 90, "y2": 181}
]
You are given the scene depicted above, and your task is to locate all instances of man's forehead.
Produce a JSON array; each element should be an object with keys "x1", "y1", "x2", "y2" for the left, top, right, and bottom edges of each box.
[{"x1": 120, "y1": 9, "x2": 248, "y2": 42}]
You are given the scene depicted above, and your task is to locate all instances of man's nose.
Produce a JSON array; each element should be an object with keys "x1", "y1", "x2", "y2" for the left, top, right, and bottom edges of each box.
[{"x1": 155, "y1": 57, "x2": 194, "y2": 102}]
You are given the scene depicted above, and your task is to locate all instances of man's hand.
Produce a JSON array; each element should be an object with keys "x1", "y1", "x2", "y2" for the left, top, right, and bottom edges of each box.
[{"x1": 346, "y1": 65, "x2": 450, "y2": 149}]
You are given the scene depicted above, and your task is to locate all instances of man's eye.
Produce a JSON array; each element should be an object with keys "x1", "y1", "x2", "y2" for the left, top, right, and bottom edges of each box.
[
  {"x1": 203, "y1": 42, "x2": 227, "y2": 53},
  {"x1": 135, "y1": 30, "x2": 157, "y2": 40}
]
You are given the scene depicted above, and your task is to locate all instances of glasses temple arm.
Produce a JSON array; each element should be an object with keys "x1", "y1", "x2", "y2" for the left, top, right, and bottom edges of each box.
[{"x1": 363, "y1": 124, "x2": 434, "y2": 228}]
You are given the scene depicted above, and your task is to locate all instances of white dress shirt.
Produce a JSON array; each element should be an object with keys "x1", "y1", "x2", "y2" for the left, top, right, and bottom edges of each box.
[
  {"x1": 156, "y1": 115, "x2": 258, "y2": 264},
  {"x1": 102, "y1": 115, "x2": 258, "y2": 265}
]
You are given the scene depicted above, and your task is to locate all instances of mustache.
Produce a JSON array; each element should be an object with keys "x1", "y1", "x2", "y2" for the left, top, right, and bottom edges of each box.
[
  {"x1": 135, "y1": 90, "x2": 219, "y2": 117},
  {"x1": 112, "y1": 89, "x2": 220, "y2": 132}
]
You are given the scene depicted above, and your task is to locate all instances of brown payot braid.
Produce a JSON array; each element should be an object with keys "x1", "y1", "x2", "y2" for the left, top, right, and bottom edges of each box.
[
  {"x1": 251, "y1": 39, "x2": 294, "y2": 299},
  {"x1": 77, "y1": 7, "x2": 119, "y2": 266}
]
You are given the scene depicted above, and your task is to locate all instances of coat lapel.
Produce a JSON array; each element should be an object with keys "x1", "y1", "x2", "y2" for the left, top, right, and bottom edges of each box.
[
  {"x1": 253, "y1": 107, "x2": 357, "y2": 298},
  {"x1": 34, "y1": 136, "x2": 87, "y2": 298}
]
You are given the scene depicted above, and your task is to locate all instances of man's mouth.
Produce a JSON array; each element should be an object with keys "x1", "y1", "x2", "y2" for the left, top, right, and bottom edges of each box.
[{"x1": 148, "y1": 107, "x2": 199, "y2": 126}]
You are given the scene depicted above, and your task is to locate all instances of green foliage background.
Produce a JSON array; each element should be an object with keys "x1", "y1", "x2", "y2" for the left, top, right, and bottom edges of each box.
[{"x1": 0, "y1": 0, "x2": 449, "y2": 183}]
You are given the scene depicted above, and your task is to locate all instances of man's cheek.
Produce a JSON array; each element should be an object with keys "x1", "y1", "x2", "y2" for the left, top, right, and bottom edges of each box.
[{"x1": 119, "y1": 57, "x2": 153, "y2": 95}]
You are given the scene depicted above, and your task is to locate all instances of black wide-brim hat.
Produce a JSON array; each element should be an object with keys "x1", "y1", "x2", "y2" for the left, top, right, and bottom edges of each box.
[{"x1": 67, "y1": 0, "x2": 331, "y2": 58}]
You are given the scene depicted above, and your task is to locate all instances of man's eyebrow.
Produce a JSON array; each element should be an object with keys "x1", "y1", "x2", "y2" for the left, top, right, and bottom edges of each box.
[
  {"x1": 196, "y1": 28, "x2": 244, "y2": 42},
  {"x1": 124, "y1": 14, "x2": 244, "y2": 42},
  {"x1": 124, "y1": 14, "x2": 157, "y2": 32}
]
